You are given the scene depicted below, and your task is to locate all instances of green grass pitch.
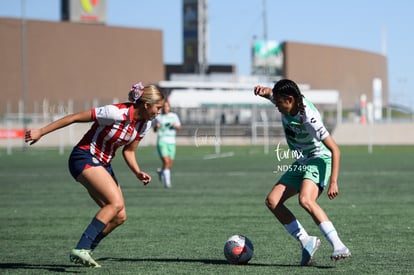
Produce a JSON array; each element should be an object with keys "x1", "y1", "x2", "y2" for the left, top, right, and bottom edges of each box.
[{"x1": 0, "y1": 145, "x2": 413, "y2": 274}]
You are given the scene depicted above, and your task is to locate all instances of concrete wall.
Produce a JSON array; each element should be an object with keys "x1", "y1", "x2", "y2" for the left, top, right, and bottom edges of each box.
[
  {"x1": 0, "y1": 18, "x2": 164, "y2": 113},
  {"x1": 283, "y1": 41, "x2": 388, "y2": 109},
  {"x1": 332, "y1": 123, "x2": 414, "y2": 145}
]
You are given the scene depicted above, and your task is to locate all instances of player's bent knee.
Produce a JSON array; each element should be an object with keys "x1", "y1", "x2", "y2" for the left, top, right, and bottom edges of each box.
[
  {"x1": 265, "y1": 197, "x2": 278, "y2": 210},
  {"x1": 115, "y1": 212, "x2": 127, "y2": 225},
  {"x1": 110, "y1": 207, "x2": 127, "y2": 226},
  {"x1": 298, "y1": 197, "x2": 314, "y2": 212},
  {"x1": 107, "y1": 201, "x2": 125, "y2": 215}
]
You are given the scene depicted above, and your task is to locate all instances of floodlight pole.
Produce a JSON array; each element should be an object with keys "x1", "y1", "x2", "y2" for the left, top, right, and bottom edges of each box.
[
  {"x1": 21, "y1": 0, "x2": 28, "y2": 149},
  {"x1": 198, "y1": 0, "x2": 208, "y2": 75},
  {"x1": 262, "y1": 0, "x2": 269, "y2": 77},
  {"x1": 263, "y1": 0, "x2": 267, "y2": 43}
]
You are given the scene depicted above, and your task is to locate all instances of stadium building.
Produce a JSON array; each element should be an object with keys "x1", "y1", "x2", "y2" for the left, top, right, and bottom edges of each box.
[{"x1": 1, "y1": 0, "x2": 401, "y2": 148}]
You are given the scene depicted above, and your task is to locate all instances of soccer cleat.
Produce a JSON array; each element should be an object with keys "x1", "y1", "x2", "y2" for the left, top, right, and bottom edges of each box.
[
  {"x1": 331, "y1": 247, "x2": 351, "y2": 261},
  {"x1": 300, "y1": 236, "x2": 321, "y2": 266},
  {"x1": 70, "y1": 249, "x2": 101, "y2": 268}
]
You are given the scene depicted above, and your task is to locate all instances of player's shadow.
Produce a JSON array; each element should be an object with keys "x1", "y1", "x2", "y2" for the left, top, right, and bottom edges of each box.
[
  {"x1": 98, "y1": 257, "x2": 334, "y2": 269},
  {"x1": 0, "y1": 262, "x2": 81, "y2": 273},
  {"x1": 99, "y1": 257, "x2": 228, "y2": 265},
  {"x1": 0, "y1": 260, "x2": 334, "y2": 271}
]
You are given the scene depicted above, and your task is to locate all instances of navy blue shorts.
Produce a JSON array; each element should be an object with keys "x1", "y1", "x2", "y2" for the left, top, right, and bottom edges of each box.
[{"x1": 68, "y1": 147, "x2": 117, "y2": 183}]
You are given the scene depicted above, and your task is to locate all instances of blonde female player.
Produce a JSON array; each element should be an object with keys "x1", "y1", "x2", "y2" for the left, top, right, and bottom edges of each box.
[
  {"x1": 25, "y1": 82, "x2": 164, "y2": 268},
  {"x1": 254, "y1": 79, "x2": 351, "y2": 266}
]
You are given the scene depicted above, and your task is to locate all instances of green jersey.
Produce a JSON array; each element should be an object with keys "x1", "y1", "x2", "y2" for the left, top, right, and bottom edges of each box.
[
  {"x1": 153, "y1": 112, "x2": 181, "y2": 144},
  {"x1": 277, "y1": 96, "x2": 331, "y2": 163}
]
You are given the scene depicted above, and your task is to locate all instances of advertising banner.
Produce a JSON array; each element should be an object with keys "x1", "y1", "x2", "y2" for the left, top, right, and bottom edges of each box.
[
  {"x1": 62, "y1": 0, "x2": 107, "y2": 24},
  {"x1": 252, "y1": 40, "x2": 283, "y2": 76}
]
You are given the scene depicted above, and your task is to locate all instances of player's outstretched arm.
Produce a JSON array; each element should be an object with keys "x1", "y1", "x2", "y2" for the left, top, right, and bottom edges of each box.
[{"x1": 25, "y1": 110, "x2": 92, "y2": 145}]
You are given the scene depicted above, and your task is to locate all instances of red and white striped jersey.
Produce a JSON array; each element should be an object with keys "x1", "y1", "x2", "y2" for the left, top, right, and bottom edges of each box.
[{"x1": 77, "y1": 103, "x2": 151, "y2": 165}]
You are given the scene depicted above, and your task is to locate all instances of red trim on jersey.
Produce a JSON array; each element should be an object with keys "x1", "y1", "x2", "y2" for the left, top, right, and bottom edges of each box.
[
  {"x1": 91, "y1": 108, "x2": 97, "y2": 120},
  {"x1": 76, "y1": 103, "x2": 149, "y2": 165},
  {"x1": 128, "y1": 104, "x2": 134, "y2": 121}
]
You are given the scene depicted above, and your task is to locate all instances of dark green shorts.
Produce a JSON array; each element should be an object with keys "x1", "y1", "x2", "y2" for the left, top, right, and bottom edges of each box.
[{"x1": 278, "y1": 157, "x2": 331, "y2": 190}]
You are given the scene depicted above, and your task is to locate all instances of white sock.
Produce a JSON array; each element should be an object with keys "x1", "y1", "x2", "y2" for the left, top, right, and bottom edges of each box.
[
  {"x1": 284, "y1": 220, "x2": 310, "y2": 247},
  {"x1": 163, "y1": 169, "x2": 171, "y2": 188},
  {"x1": 319, "y1": 221, "x2": 346, "y2": 250}
]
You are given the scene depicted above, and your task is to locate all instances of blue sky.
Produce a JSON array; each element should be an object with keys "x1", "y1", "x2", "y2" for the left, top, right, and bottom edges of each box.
[{"x1": 1, "y1": 0, "x2": 413, "y2": 109}]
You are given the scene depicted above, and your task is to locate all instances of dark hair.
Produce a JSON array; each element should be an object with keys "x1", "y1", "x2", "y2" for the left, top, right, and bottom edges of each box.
[{"x1": 272, "y1": 79, "x2": 306, "y2": 121}]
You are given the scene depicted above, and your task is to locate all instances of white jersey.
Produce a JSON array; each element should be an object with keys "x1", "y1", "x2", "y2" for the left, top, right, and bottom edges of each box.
[
  {"x1": 77, "y1": 103, "x2": 151, "y2": 164},
  {"x1": 271, "y1": 96, "x2": 331, "y2": 163},
  {"x1": 153, "y1": 112, "x2": 181, "y2": 144}
]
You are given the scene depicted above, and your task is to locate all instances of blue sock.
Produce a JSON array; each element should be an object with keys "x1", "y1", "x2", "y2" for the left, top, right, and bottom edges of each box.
[
  {"x1": 75, "y1": 217, "x2": 106, "y2": 250},
  {"x1": 91, "y1": 232, "x2": 107, "y2": 250}
]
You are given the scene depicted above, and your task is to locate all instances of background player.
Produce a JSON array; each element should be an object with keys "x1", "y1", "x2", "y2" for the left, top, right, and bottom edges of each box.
[{"x1": 153, "y1": 101, "x2": 182, "y2": 188}]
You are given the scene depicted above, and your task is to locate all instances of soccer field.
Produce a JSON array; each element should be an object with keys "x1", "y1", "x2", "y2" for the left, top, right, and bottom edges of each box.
[{"x1": 1, "y1": 145, "x2": 413, "y2": 274}]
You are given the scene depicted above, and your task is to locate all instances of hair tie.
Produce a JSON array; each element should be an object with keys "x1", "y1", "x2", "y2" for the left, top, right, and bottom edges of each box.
[{"x1": 128, "y1": 82, "x2": 144, "y2": 102}]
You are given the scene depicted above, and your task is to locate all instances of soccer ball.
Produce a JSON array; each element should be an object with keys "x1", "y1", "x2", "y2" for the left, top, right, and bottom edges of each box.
[{"x1": 223, "y1": 234, "x2": 254, "y2": 264}]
